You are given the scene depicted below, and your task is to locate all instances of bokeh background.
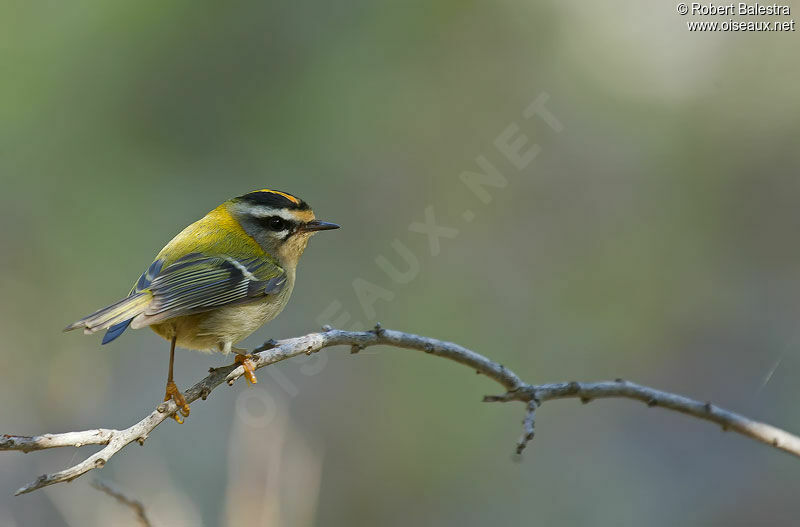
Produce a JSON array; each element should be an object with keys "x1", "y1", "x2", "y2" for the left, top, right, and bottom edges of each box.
[{"x1": 2, "y1": 1, "x2": 799, "y2": 525}]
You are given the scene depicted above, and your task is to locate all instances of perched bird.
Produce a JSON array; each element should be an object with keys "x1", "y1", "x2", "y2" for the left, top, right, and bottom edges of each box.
[{"x1": 65, "y1": 189, "x2": 339, "y2": 422}]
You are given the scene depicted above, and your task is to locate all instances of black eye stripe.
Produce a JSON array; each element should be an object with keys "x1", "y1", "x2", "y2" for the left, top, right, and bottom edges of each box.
[{"x1": 259, "y1": 215, "x2": 295, "y2": 233}]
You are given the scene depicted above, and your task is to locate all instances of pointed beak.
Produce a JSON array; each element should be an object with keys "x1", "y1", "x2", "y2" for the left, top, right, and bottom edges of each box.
[{"x1": 301, "y1": 220, "x2": 340, "y2": 232}]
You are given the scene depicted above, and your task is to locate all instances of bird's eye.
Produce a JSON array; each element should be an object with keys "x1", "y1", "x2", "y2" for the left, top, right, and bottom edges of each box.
[{"x1": 267, "y1": 216, "x2": 287, "y2": 231}]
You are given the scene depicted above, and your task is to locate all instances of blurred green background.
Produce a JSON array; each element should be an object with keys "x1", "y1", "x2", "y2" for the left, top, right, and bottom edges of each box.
[{"x1": 2, "y1": 1, "x2": 799, "y2": 525}]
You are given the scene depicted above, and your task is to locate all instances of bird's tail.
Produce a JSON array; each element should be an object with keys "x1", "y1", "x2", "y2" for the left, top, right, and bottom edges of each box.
[{"x1": 64, "y1": 292, "x2": 153, "y2": 338}]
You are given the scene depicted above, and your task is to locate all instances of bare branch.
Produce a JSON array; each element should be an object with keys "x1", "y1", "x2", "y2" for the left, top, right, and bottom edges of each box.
[
  {"x1": 3, "y1": 327, "x2": 799, "y2": 496},
  {"x1": 1, "y1": 429, "x2": 115, "y2": 453},
  {"x1": 91, "y1": 479, "x2": 153, "y2": 527},
  {"x1": 527, "y1": 380, "x2": 800, "y2": 455}
]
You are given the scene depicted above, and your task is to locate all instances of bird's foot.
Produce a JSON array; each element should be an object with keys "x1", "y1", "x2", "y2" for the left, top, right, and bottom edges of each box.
[
  {"x1": 234, "y1": 354, "x2": 258, "y2": 384},
  {"x1": 164, "y1": 380, "x2": 190, "y2": 423}
]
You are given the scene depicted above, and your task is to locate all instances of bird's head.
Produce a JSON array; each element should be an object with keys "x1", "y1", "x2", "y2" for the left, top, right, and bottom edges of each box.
[{"x1": 226, "y1": 189, "x2": 339, "y2": 269}]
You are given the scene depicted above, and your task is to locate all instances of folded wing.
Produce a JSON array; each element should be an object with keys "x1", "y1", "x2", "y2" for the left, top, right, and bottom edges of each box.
[
  {"x1": 65, "y1": 253, "x2": 286, "y2": 342},
  {"x1": 130, "y1": 253, "x2": 285, "y2": 328}
]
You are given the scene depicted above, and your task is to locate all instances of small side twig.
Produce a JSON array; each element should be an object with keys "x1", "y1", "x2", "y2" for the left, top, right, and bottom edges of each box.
[
  {"x1": 91, "y1": 479, "x2": 153, "y2": 527},
  {"x1": 516, "y1": 400, "x2": 538, "y2": 454}
]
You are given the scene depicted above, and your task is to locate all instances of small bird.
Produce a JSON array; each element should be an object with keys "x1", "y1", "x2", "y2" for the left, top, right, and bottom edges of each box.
[{"x1": 65, "y1": 189, "x2": 339, "y2": 422}]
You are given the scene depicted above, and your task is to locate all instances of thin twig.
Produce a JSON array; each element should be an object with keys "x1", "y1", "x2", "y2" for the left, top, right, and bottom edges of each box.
[
  {"x1": 516, "y1": 400, "x2": 538, "y2": 455},
  {"x1": 90, "y1": 479, "x2": 153, "y2": 527},
  {"x1": 2, "y1": 327, "x2": 799, "y2": 496}
]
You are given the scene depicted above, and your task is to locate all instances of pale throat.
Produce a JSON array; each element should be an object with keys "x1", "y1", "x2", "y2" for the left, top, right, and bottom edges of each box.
[{"x1": 276, "y1": 234, "x2": 311, "y2": 272}]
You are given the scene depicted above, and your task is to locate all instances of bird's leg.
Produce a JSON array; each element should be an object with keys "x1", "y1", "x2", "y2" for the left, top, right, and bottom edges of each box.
[
  {"x1": 232, "y1": 347, "x2": 258, "y2": 384},
  {"x1": 164, "y1": 336, "x2": 190, "y2": 423}
]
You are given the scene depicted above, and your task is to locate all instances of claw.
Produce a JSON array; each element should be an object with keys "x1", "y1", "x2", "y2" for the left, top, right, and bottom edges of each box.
[
  {"x1": 234, "y1": 355, "x2": 258, "y2": 384},
  {"x1": 164, "y1": 380, "x2": 190, "y2": 423}
]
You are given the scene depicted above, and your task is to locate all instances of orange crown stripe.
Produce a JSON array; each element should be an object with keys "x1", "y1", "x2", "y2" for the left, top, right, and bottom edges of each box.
[{"x1": 254, "y1": 189, "x2": 300, "y2": 205}]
